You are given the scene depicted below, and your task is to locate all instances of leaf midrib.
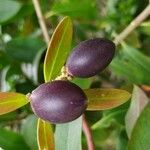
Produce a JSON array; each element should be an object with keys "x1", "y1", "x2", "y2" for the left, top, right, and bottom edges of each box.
[
  {"x1": 0, "y1": 99, "x2": 27, "y2": 105},
  {"x1": 48, "y1": 20, "x2": 70, "y2": 81},
  {"x1": 43, "y1": 121, "x2": 49, "y2": 150},
  {"x1": 88, "y1": 96, "x2": 130, "y2": 101}
]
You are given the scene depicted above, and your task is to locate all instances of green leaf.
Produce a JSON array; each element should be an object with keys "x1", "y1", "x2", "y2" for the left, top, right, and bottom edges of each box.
[
  {"x1": 72, "y1": 78, "x2": 92, "y2": 89},
  {"x1": 91, "y1": 102, "x2": 129, "y2": 130},
  {"x1": 21, "y1": 48, "x2": 45, "y2": 84},
  {"x1": 44, "y1": 16, "x2": 72, "y2": 82},
  {"x1": 0, "y1": 92, "x2": 29, "y2": 115},
  {"x1": 14, "y1": 2, "x2": 34, "y2": 19},
  {"x1": 0, "y1": 0, "x2": 22, "y2": 23},
  {"x1": 116, "y1": 130, "x2": 128, "y2": 150},
  {"x1": 122, "y1": 44, "x2": 150, "y2": 73},
  {"x1": 110, "y1": 44, "x2": 150, "y2": 84},
  {"x1": 0, "y1": 111, "x2": 17, "y2": 122},
  {"x1": 0, "y1": 51, "x2": 10, "y2": 70},
  {"x1": 140, "y1": 21, "x2": 150, "y2": 36},
  {"x1": 92, "y1": 109, "x2": 127, "y2": 130},
  {"x1": 55, "y1": 117, "x2": 82, "y2": 150},
  {"x1": 128, "y1": 102, "x2": 150, "y2": 150},
  {"x1": 85, "y1": 88, "x2": 131, "y2": 111},
  {"x1": 0, "y1": 128, "x2": 29, "y2": 150},
  {"x1": 47, "y1": 0, "x2": 97, "y2": 20},
  {"x1": 125, "y1": 85, "x2": 149, "y2": 138},
  {"x1": 21, "y1": 115, "x2": 38, "y2": 150},
  {"x1": 90, "y1": 127, "x2": 114, "y2": 148},
  {"x1": 37, "y1": 118, "x2": 54, "y2": 150},
  {"x1": 124, "y1": 31, "x2": 141, "y2": 48},
  {"x1": 5, "y1": 37, "x2": 45, "y2": 63}
]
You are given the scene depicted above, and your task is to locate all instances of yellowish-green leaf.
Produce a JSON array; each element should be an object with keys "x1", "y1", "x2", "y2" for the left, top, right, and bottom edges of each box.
[
  {"x1": 44, "y1": 16, "x2": 73, "y2": 82},
  {"x1": 0, "y1": 92, "x2": 29, "y2": 115},
  {"x1": 85, "y1": 88, "x2": 131, "y2": 111},
  {"x1": 37, "y1": 118, "x2": 54, "y2": 150}
]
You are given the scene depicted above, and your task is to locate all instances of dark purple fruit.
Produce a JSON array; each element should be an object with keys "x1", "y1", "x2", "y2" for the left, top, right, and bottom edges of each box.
[
  {"x1": 29, "y1": 80, "x2": 87, "y2": 124},
  {"x1": 66, "y1": 38, "x2": 115, "y2": 77}
]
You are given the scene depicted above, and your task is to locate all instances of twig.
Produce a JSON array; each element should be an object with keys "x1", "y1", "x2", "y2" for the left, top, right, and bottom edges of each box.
[
  {"x1": 32, "y1": 0, "x2": 50, "y2": 45},
  {"x1": 141, "y1": 85, "x2": 150, "y2": 96},
  {"x1": 113, "y1": 5, "x2": 150, "y2": 46},
  {"x1": 82, "y1": 114, "x2": 95, "y2": 150}
]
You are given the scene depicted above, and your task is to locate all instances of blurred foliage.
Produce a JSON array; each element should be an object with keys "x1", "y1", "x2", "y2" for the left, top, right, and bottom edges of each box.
[
  {"x1": 21, "y1": 115, "x2": 38, "y2": 150},
  {"x1": 0, "y1": 0, "x2": 150, "y2": 150}
]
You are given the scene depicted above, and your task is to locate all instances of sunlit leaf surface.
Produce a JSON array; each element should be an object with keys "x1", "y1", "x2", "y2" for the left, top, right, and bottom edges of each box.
[
  {"x1": 37, "y1": 118, "x2": 54, "y2": 150},
  {"x1": 44, "y1": 16, "x2": 73, "y2": 82},
  {"x1": 85, "y1": 88, "x2": 131, "y2": 110},
  {"x1": 0, "y1": 92, "x2": 29, "y2": 115}
]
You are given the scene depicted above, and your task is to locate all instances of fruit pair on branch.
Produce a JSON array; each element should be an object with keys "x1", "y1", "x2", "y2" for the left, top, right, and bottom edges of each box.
[{"x1": 30, "y1": 38, "x2": 115, "y2": 123}]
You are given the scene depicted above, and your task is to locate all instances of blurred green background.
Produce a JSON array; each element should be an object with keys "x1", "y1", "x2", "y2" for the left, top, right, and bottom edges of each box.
[{"x1": 0, "y1": 0, "x2": 150, "y2": 150}]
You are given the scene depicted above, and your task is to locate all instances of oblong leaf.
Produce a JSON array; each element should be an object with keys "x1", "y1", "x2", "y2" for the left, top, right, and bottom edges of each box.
[
  {"x1": 110, "y1": 44, "x2": 150, "y2": 84},
  {"x1": 0, "y1": 0, "x2": 22, "y2": 23},
  {"x1": 37, "y1": 118, "x2": 54, "y2": 150},
  {"x1": 128, "y1": 102, "x2": 150, "y2": 150},
  {"x1": 0, "y1": 92, "x2": 29, "y2": 115},
  {"x1": 47, "y1": 0, "x2": 97, "y2": 20},
  {"x1": 123, "y1": 44, "x2": 150, "y2": 74},
  {"x1": 0, "y1": 128, "x2": 29, "y2": 150},
  {"x1": 85, "y1": 88, "x2": 131, "y2": 110},
  {"x1": 44, "y1": 16, "x2": 73, "y2": 82},
  {"x1": 21, "y1": 115, "x2": 38, "y2": 150},
  {"x1": 125, "y1": 85, "x2": 149, "y2": 138},
  {"x1": 6, "y1": 37, "x2": 45, "y2": 63},
  {"x1": 55, "y1": 117, "x2": 82, "y2": 150},
  {"x1": 92, "y1": 109, "x2": 127, "y2": 130}
]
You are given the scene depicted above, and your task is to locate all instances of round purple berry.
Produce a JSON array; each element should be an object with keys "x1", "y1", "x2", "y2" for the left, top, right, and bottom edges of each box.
[
  {"x1": 29, "y1": 80, "x2": 87, "y2": 124},
  {"x1": 66, "y1": 38, "x2": 115, "y2": 78}
]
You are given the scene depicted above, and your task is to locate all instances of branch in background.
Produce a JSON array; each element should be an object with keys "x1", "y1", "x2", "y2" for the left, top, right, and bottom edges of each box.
[
  {"x1": 113, "y1": 4, "x2": 150, "y2": 91},
  {"x1": 113, "y1": 5, "x2": 150, "y2": 46},
  {"x1": 32, "y1": 0, "x2": 50, "y2": 45},
  {"x1": 82, "y1": 114, "x2": 95, "y2": 150}
]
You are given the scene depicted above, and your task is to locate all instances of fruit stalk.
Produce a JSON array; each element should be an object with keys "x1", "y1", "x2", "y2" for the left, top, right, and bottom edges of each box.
[
  {"x1": 82, "y1": 114, "x2": 95, "y2": 150},
  {"x1": 32, "y1": 0, "x2": 50, "y2": 45}
]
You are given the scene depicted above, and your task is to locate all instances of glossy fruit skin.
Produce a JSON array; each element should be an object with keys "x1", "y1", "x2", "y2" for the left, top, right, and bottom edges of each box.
[
  {"x1": 66, "y1": 38, "x2": 115, "y2": 78},
  {"x1": 29, "y1": 80, "x2": 87, "y2": 124}
]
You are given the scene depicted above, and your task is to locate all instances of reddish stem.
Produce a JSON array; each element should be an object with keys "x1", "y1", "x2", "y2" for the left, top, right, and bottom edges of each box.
[
  {"x1": 141, "y1": 85, "x2": 150, "y2": 96},
  {"x1": 82, "y1": 114, "x2": 95, "y2": 150}
]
